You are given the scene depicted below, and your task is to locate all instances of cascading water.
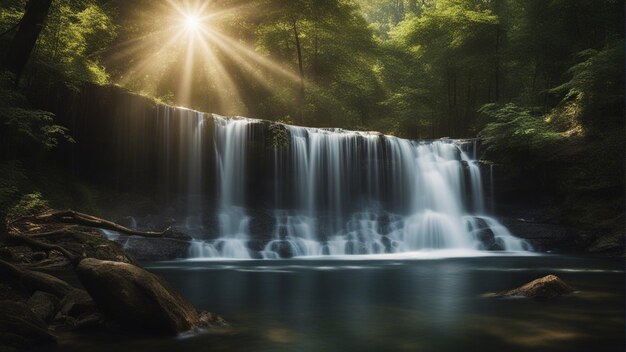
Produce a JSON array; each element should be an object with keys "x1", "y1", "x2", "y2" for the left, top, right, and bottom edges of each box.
[
  {"x1": 157, "y1": 106, "x2": 205, "y2": 231},
  {"x1": 212, "y1": 116, "x2": 253, "y2": 259},
  {"x1": 155, "y1": 108, "x2": 531, "y2": 259}
]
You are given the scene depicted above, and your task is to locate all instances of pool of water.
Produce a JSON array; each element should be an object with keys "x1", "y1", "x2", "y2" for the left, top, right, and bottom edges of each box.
[{"x1": 50, "y1": 254, "x2": 625, "y2": 352}]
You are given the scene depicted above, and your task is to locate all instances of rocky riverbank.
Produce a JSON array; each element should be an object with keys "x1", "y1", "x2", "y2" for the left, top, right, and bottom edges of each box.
[{"x1": 0, "y1": 214, "x2": 228, "y2": 351}]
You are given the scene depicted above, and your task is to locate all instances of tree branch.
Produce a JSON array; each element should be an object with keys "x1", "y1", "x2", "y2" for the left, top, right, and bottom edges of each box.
[{"x1": 34, "y1": 210, "x2": 170, "y2": 238}]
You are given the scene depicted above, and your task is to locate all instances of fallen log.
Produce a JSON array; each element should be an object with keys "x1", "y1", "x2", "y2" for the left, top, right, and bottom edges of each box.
[{"x1": 32, "y1": 210, "x2": 169, "y2": 238}]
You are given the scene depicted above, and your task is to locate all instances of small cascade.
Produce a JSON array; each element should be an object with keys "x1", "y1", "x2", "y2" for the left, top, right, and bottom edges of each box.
[
  {"x1": 477, "y1": 216, "x2": 531, "y2": 251},
  {"x1": 147, "y1": 110, "x2": 533, "y2": 259},
  {"x1": 461, "y1": 151, "x2": 485, "y2": 214},
  {"x1": 189, "y1": 240, "x2": 220, "y2": 258},
  {"x1": 212, "y1": 116, "x2": 254, "y2": 258},
  {"x1": 262, "y1": 211, "x2": 319, "y2": 258}
]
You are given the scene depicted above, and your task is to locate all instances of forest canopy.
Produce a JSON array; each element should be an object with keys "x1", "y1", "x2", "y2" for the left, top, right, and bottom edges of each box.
[{"x1": 0, "y1": 0, "x2": 623, "y2": 139}]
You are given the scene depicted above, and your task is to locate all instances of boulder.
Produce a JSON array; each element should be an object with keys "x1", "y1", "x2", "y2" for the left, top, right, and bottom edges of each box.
[
  {"x1": 121, "y1": 237, "x2": 190, "y2": 261},
  {"x1": 492, "y1": 275, "x2": 574, "y2": 298},
  {"x1": 27, "y1": 291, "x2": 58, "y2": 322},
  {"x1": 474, "y1": 228, "x2": 504, "y2": 251},
  {"x1": 57, "y1": 289, "x2": 97, "y2": 319},
  {"x1": 0, "y1": 301, "x2": 56, "y2": 350},
  {"x1": 76, "y1": 258, "x2": 217, "y2": 334}
]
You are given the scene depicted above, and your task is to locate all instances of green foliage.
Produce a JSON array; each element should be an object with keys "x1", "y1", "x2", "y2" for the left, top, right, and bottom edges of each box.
[
  {"x1": 0, "y1": 160, "x2": 103, "y2": 232},
  {"x1": 6, "y1": 192, "x2": 49, "y2": 221},
  {"x1": 266, "y1": 123, "x2": 290, "y2": 150},
  {"x1": 551, "y1": 40, "x2": 625, "y2": 129},
  {"x1": 1, "y1": 0, "x2": 623, "y2": 138},
  {"x1": 0, "y1": 71, "x2": 74, "y2": 150},
  {"x1": 0, "y1": 0, "x2": 116, "y2": 85},
  {"x1": 33, "y1": 0, "x2": 116, "y2": 84},
  {"x1": 0, "y1": 2, "x2": 23, "y2": 32},
  {"x1": 249, "y1": 0, "x2": 383, "y2": 126},
  {"x1": 0, "y1": 161, "x2": 27, "y2": 230},
  {"x1": 477, "y1": 103, "x2": 563, "y2": 160}
]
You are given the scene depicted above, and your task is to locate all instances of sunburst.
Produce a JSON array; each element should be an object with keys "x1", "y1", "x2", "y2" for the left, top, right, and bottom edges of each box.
[{"x1": 102, "y1": 0, "x2": 305, "y2": 115}]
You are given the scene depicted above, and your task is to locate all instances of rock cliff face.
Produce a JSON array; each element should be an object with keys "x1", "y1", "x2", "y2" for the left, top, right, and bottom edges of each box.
[
  {"x1": 483, "y1": 161, "x2": 624, "y2": 254},
  {"x1": 29, "y1": 83, "x2": 622, "y2": 255}
]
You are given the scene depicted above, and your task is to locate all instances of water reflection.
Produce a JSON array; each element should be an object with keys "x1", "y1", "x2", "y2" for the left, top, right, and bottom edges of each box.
[{"x1": 51, "y1": 256, "x2": 624, "y2": 352}]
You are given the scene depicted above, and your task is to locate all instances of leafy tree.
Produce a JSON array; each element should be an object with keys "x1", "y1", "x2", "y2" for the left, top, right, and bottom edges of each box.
[
  {"x1": 1, "y1": 0, "x2": 53, "y2": 82},
  {"x1": 551, "y1": 40, "x2": 624, "y2": 131},
  {"x1": 0, "y1": 71, "x2": 74, "y2": 156}
]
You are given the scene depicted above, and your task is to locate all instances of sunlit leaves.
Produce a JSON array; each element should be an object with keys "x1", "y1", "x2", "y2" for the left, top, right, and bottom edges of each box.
[
  {"x1": 551, "y1": 40, "x2": 624, "y2": 128},
  {"x1": 34, "y1": 0, "x2": 116, "y2": 84},
  {"x1": 477, "y1": 103, "x2": 564, "y2": 160}
]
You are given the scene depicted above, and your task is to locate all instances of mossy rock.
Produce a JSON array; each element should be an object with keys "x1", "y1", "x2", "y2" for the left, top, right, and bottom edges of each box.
[
  {"x1": 58, "y1": 229, "x2": 135, "y2": 264},
  {"x1": 265, "y1": 122, "x2": 290, "y2": 150}
]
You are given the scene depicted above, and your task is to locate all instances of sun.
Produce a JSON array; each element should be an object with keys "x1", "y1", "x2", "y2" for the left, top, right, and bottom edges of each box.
[
  {"x1": 184, "y1": 14, "x2": 200, "y2": 31},
  {"x1": 111, "y1": 0, "x2": 302, "y2": 113}
]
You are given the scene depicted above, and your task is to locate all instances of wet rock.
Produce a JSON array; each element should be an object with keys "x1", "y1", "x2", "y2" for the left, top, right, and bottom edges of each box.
[
  {"x1": 265, "y1": 241, "x2": 296, "y2": 258},
  {"x1": 76, "y1": 258, "x2": 219, "y2": 334},
  {"x1": 499, "y1": 217, "x2": 572, "y2": 251},
  {"x1": 491, "y1": 275, "x2": 574, "y2": 299},
  {"x1": 27, "y1": 291, "x2": 58, "y2": 322},
  {"x1": 58, "y1": 289, "x2": 97, "y2": 319},
  {"x1": 345, "y1": 241, "x2": 368, "y2": 255},
  {"x1": 4, "y1": 228, "x2": 136, "y2": 268},
  {"x1": 587, "y1": 233, "x2": 625, "y2": 255},
  {"x1": 121, "y1": 237, "x2": 190, "y2": 261},
  {"x1": 0, "y1": 301, "x2": 56, "y2": 350},
  {"x1": 58, "y1": 229, "x2": 135, "y2": 264},
  {"x1": 475, "y1": 229, "x2": 504, "y2": 251},
  {"x1": 198, "y1": 311, "x2": 229, "y2": 328},
  {"x1": 163, "y1": 229, "x2": 193, "y2": 241}
]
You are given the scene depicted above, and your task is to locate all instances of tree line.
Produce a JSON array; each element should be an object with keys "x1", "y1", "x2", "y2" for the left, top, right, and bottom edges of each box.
[{"x1": 0, "y1": 0, "x2": 623, "y2": 139}]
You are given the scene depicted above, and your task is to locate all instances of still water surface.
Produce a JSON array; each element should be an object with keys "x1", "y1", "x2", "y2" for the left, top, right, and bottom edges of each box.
[{"x1": 53, "y1": 254, "x2": 625, "y2": 352}]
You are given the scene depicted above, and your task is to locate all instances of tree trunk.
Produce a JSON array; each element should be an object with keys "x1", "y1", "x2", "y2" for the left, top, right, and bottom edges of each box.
[
  {"x1": 292, "y1": 19, "x2": 305, "y2": 123},
  {"x1": 494, "y1": 27, "x2": 501, "y2": 102},
  {"x1": 2, "y1": 0, "x2": 54, "y2": 83}
]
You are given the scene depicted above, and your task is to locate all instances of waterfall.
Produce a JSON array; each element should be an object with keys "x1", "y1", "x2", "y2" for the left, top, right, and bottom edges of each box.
[
  {"x1": 152, "y1": 108, "x2": 531, "y2": 259},
  {"x1": 213, "y1": 116, "x2": 253, "y2": 259},
  {"x1": 158, "y1": 106, "x2": 205, "y2": 233}
]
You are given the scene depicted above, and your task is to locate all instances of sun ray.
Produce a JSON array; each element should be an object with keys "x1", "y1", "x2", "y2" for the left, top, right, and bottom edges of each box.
[
  {"x1": 204, "y1": 28, "x2": 302, "y2": 83},
  {"x1": 117, "y1": 31, "x2": 186, "y2": 87},
  {"x1": 108, "y1": 0, "x2": 309, "y2": 115},
  {"x1": 194, "y1": 35, "x2": 245, "y2": 114}
]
